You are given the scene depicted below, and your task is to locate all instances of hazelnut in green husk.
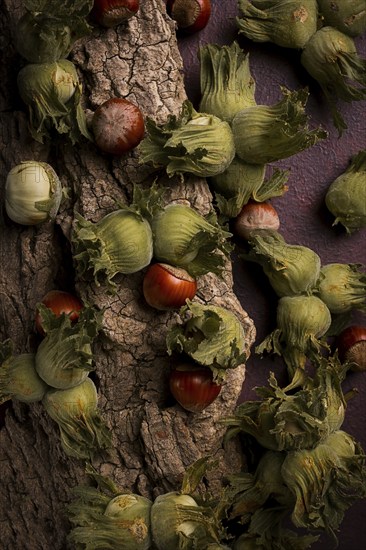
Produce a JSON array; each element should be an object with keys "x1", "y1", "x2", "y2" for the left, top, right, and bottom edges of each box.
[
  {"x1": 199, "y1": 41, "x2": 256, "y2": 123},
  {"x1": 0, "y1": 340, "x2": 48, "y2": 405},
  {"x1": 5, "y1": 161, "x2": 62, "y2": 226},
  {"x1": 224, "y1": 450, "x2": 292, "y2": 520},
  {"x1": 35, "y1": 304, "x2": 102, "y2": 390},
  {"x1": 166, "y1": 301, "x2": 248, "y2": 384},
  {"x1": 15, "y1": 11, "x2": 73, "y2": 64},
  {"x1": 317, "y1": 263, "x2": 366, "y2": 314},
  {"x1": 317, "y1": 0, "x2": 366, "y2": 37},
  {"x1": 281, "y1": 430, "x2": 366, "y2": 536},
  {"x1": 68, "y1": 485, "x2": 153, "y2": 549},
  {"x1": 72, "y1": 207, "x2": 154, "y2": 290},
  {"x1": 43, "y1": 376, "x2": 111, "y2": 459},
  {"x1": 151, "y1": 204, "x2": 232, "y2": 278},
  {"x1": 243, "y1": 230, "x2": 321, "y2": 297},
  {"x1": 325, "y1": 150, "x2": 366, "y2": 233},
  {"x1": 227, "y1": 431, "x2": 366, "y2": 546},
  {"x1": 236, "y1": 0, "x2": 318, "y2": 49},
  {"x1": 151, "y1": 492, "x2": 222, "y2": 550},
  {"x1": 209, "y1": 157, "x2": 288, "y2": 218},
  {"x1": 138, "y1": 100, "x2": 236, "y2": 178},
  {"x1": 17, "y1": 59, "x2": 92, "y2": 144},
  {"x1": 222, "y1": 353, "x2": 347, "y2": 452},
  {"x1": 301, "y1": 27, "x2": 366, "y2": 133},
  {"x1": 209, "y1": 157, "x2": 265, "y2": 218},
  {"x1": 14, "y1": 0, "x2": 93, "y2": 64},
  {"x1": 233, "y1": 531, "x2": 319, "y2": 550},
  {"x1": 224, "y1": 452, "x2": 319, "y2": 548},
  {"x1": 231, "y1": 88, "x2": 327, "y2": 165},
  {"x1": 256, "y1": 295, "x2": 332, "y2": 387}
]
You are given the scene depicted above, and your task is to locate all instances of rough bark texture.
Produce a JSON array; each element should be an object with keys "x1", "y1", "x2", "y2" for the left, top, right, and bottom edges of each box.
[{"x1": 0, "y1": 1, "x2": 255, "y2": 548}]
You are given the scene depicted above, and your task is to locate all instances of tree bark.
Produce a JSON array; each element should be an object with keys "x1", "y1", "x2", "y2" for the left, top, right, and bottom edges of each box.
[{"x1": 0, "y1": 1, "x2": 255, "y2": 548}]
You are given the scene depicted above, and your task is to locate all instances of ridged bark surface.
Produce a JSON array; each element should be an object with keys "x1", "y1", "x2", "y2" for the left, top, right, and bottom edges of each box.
[{"x1": 0, "y1": 1, "x2": 255, "y2": 548}]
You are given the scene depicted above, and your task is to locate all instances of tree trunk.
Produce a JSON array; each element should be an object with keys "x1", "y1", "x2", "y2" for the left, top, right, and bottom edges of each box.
[{"x1": 0, "y1": 1, "x2": 255, "y2": 548}]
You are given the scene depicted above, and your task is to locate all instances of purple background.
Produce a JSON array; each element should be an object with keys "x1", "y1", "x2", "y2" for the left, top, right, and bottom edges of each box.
[{"x1": 176, "y1": 1, "x2": 366, "y2": 548}]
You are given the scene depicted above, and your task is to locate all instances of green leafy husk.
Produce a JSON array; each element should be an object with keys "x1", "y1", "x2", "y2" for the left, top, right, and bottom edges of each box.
[
  {"x1": 317, "y1": 263, "x2": 366, "y2": 314},
  {"x1": 35, "y1": 304, "x2": 102, "y2": 389},
  {"x1": 231, "y1": 88, "x2": 327, "y2": 164},
  {"x1": 300, "y1": 27, "x2": 366, "y2": 134},
  {"x1": 220, "y1": 452, "x2": 313, "y2": 550},
  {"x1": 138, "y1": 100, "x2": 236, "y2": 178},
  {"x1": 256, "y1": 295, "x2": 332, "y2": 388},
  {"x1": 166, "y1": 301, "x2": 248, "y2": 383},
  {"x1": 224, "y1": 451, "x2": 293, "y2": 521},
  {"x1": 151, "y1": 203, "x2": 232, "y2": 277},
  {"x1": 210, "y1": 157, "x2": 289, "y2": 218},
  {"x1": 43, "y1": 376, "x2": 111, "y2": 459},
  {"x1": 248, "y1": 169, "x2": 289, "y2": 203},
  {"x1": 222, "y1": 353, "x2": 347, "y2": 452},
  {"x1": 223, "y1": 430, "x2": 365, "y2": 547},
  {"x1": 219, "y1": 450, "x2": 319, "y2": 548},
  {"x1": 236, "y1": 0, "x2": 318, "y2": 49},
  {"x1": 17, "y1": 59, "x2": 92, "y2": 144},
  {"x1": 72, "y1": 207, "x2": 154, "y2": 290},
  {"x1": 317, "y1": 0, "x2": 366, "y2": 37},
  {"x1": 209, "y1": 157, "x2": 265, "y2": 218},
  {"x1": 150, "y1": 492, "x2": 222, "y2": 550},
  {"x1": 181, "y1": 456, "x2": 220, "y2": 496},
  {"x1": 68, "y1": 485, "x2": 153, "y2": 550},
  {"x1": 243, "y1": 230, "x2": 321, "y2": 297},
  {"x1": 199, "y1": 41, "x2": 256, "y2": 123},
  {"x1": 15, "y1": 0, "x2": 94, "y2": 63},
  {"x1": 0, "y1": 340, "x2": 48, "y2": 405},
  {"x1": 5, "y1": 160, "x2": 62, "y2": 225},
  {"x1": 325, "y1": 150, "x2": 366, "y2": 233},
  {"x1": 281, "y1": 430, "x2": 366, "y2": 538}
]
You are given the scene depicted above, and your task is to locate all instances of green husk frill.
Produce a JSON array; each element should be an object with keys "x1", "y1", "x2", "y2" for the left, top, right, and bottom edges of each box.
[
  {"x1": 35, "y1": 304, "x2": 102, "y2": 389},
  {"x1": 68, "y1": 470, "x2": 225, "y2": 550},
  {"x1": 317, "y1": 262, "x2": 366, "y2": 314},
  {"x1": 17, "y1": 59, "x2": 92, "y2": 144},
  {"x1": 325, "y1": 150, "x2": 366, "y2": 233},
  {"x1": 256, "y1": 295, "x2": 332, "y2": 388},
  {"x1": 151, "y1": 203, "x2": 232, "y2": 278},
  {"x1": 43, "y1": 376, "x2": 111, "y2": 459},
  {"x1": 138, "y1": 100, "x2": 236, "y2": 178},
  {"x1": 0, "y1": 339, "x2": 48, "y2": 405},
  {"x1": 68, "y1": 483, "x2": 153, "y2": 549},
  {"x1": 166, "y1": 301, "x2": 248, "y2": 383},
  {"x1": 236, "y1": 0, "x2": 318, "y2": 49},
  {"x1": 317, "y1": 0, "x2": 366, "y2": 37},
  {"x1": 72, "y1": 206, "x2": 154, "y2": 290},
  {"x1": 210, "y1": 158, "x2": 289, "y2": 219},
  {"x1": 15, "y1": 0, "x2": 94, "y2": 63},
  {"x1": 199, "y1": 41, "x2": 256, "y2": 123},
  {"x1": 222, "y1": 430, "x2": 366, "y2": 545},
  {"x1": 222, "y1": 353, "x2": 348, "y2": 452},
  {"x1": 231, "y1": 88, "x2": 327, "y2": 165},
  {"x1": 233, "y1": 530, "x2": 319, "y2": 550},
  {"x1": 5, "y1": 160, "x2": 62, "y2": 225}
]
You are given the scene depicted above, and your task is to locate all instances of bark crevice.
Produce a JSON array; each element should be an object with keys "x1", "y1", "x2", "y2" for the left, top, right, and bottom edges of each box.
[{"x1": 0, "y1": 1, "x2": 255, "y2": 548}]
